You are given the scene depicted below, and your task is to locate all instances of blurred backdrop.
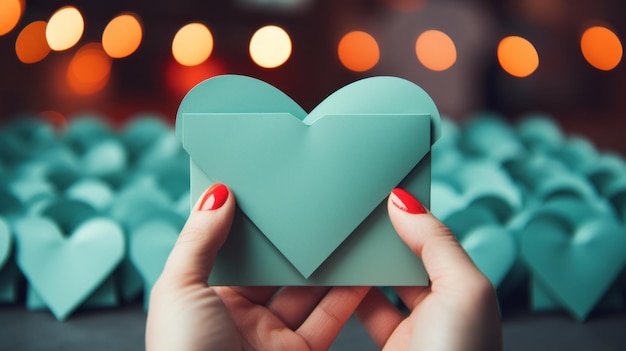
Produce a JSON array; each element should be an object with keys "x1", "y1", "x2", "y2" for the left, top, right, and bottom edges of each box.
[{"x1": 1, "y1": 0, "x2": 625, "y2": 152}]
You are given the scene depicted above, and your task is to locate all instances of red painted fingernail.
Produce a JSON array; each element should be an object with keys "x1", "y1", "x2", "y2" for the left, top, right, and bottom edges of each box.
[
  {"x1": 199, "y1": 183, "x2": 229, "y2": 211},
  {"x1": 391, "y1": 188, "x2": 426, "y2": 214}
]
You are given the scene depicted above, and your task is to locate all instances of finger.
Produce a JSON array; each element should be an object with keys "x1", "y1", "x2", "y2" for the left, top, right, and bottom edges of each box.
[
  {"x1": 225, "y1": 286, "x2": 279, "y2": 305},
  {"x1": 388, "y1": 188, "x2": 486, "y2": 300},
  {"x1": 297, "y1": 286, "x2": 370, "y2": 351},
  {"x1": 268, "y1": 286, "x2": 331, "y2": 329},
  {"x1": 355, "y1": 287, "x2": 404, "y2": 349},
  {"x1": 393, "y1": 286, "x2": 430, "y2": 311},
  {"x1": 159, "y1": 183, "x2": 235, "y2": 287}
]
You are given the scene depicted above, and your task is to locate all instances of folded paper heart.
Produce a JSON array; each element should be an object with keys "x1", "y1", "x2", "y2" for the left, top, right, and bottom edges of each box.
[
  {"x1": 520, "y1": 199, "x2": 626, "y2": 321},
  {"x1": 177, "y1": 74, "x2": 440, "y2": 284},
  {"x1": 443, "y1": 206, "x2": 516, "y2": 287},
  {"x1": 430, "y1": 160, "x2": 521, "y2": 222},
  {"x1": 13, "y1": 216, "x2": 124, "y2": 320},
  {"x1": 0, "y1": 218, "x2": 11, "y2": 271},
  {"x1": 130, "y1": 220, "x2": 180, "y2": 309}
]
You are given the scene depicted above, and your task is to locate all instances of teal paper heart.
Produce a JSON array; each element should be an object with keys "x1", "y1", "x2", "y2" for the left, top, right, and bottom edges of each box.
[
  {"x1": 516, "y1": 114, "x2": 564, "y2": 153},
  {"x1": 14, "y1": 217, "x2": 124, "y2": 320},
  {"x1": 460, "y1": 114, "x2": 525, "y2": 163},
  {"x1": 521, "y1": 200, "x2": 626, "y2": 321},
  {"x1": 431, "y1": 160, "x2": 521, "y2": 222},
  {"x1": 129, "y1": 220, "x2": 180, "y2": 309},
  {"x1": 0, "y1": 218, "x2": 11, "y2": 270},
  {"x1": 178, "y1": 75, "x2": 440, "y2": 279},
  {"x1": 443, "y1": 206, "x2": 516, "y2": 287}
]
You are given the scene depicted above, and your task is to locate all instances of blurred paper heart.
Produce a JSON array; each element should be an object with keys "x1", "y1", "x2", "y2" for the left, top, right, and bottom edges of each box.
[{"x1": 14, "y1": 216, "x2": 124, "y2": 320}]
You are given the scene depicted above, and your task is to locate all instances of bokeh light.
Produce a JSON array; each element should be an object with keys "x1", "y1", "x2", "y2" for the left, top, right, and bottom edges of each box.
[
  {"x1": 337, "y1": 31, "x2": 379, "y2": 72},
  {"x1": 249, "y1": 25, "x2": 292, "y2": 69},
  {"x1": 46, "y1": 6, "x2": 85, "y2": 51},
  {"x1": 15, "y1": 21, "x2": 51, "y2": 64},
  {"x1": 383, "y1": 0, "x2": 426, "y2": 12},
  {"x1": 581, "y1": 26, "x2": 622, "y2": 71},
  {"x1": 0, "y1": 0, "x2": 22, "y2": 36},
  {"x1": 67, "y1": 43, "x2": 112, "y2": 95},
  {"x1": 102, "y1": 14, "x2": 143, "y2": 59},
  {"x1": 415, "y1": 30, "x2": 457, "y2": 71},
  {"x1": 497, "y1": 36, "x2": 539, "y2": 78},
  {"x1": 172, "y1": 23, "x2": 214, "y2": 66}
]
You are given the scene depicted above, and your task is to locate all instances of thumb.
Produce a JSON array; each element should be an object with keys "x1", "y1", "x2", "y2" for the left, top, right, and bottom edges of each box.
[
  {"x1": 387, "y1": 188, "x2": 484, "y2": 288},
  {"x1": 159, "y1": 183, "x2": 235, "y2": 286}
]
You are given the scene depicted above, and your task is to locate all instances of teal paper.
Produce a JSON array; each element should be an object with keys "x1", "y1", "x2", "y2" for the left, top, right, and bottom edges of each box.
[
  {"x1": 176, "y1": 75, "x2": 440, "y2": 285},
  {"x1": 130, "y1": 220, "x2": 180, "y2": 309},
  {"x1": 520, "y1": 200, "x2": 626, "y2": 321},
  {"x1": 27, "y1": 276, "x2": 119, "y2": 310},
  {"x1": 13, "y1": 217, "x2": 124, "y2": 321}
]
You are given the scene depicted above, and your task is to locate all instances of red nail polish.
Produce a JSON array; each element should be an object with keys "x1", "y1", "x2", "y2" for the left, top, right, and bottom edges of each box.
[
  {"x1": 199, "y1": 183, "x2": 229, "y2": 211},
  {"x1": 391, "y1": 188, "x2": 426, "y2": 214}
]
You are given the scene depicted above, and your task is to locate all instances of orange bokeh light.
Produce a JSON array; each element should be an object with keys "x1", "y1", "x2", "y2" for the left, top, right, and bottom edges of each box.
[
  {"x1": 338, "y1": 31, "x2": 380, "y2": 72},
  {"x1": 102, "y1": 14, "x2": 143, "y2": 59},
  {"x1": 0, "y1": 0, "x2": 22, "y2": 36},
  {"x1": 67, "y1": 43, "x2": 112, "y2": 95},
  {"x1": 249, "y1": 25, "x2": 292, "y2": 69},
  {"x1": 581, "y1": 26, "x2": 622, "y2": 71},
  {"x1": 415, "y1": 30, "x2": 457, "y2": 71},
  {"x1": 15, "y1": 21, "x2": 51, "y2": 64},
  {"x1": 172, "y1": 23, "x2": 214, "y2": 66},
  {"x1": 497, "y1": 36, "x2": 539, "y2": 78},
  {"x1": 46, "y1": 6, "x2": 85, "y2": 51}
]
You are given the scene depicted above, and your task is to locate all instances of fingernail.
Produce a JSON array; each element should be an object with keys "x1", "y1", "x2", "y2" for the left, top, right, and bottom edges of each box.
[
  {"x1": 199, "y1": 183, "x2": 229, "y2": 211},
  {"x1": 391, "y1": 188, "x2": 426, "y2": 214}
]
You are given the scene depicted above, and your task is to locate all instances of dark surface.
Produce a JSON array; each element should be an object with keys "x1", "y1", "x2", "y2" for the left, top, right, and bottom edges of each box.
[{"x1": 1, "y1": 303, "x2": 626, "y2": 350}]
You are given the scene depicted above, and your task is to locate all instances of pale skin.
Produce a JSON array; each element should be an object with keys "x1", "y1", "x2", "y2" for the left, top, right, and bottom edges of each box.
[{"x1": 146, "y1": 185, "x2": 502, "y2": 350}]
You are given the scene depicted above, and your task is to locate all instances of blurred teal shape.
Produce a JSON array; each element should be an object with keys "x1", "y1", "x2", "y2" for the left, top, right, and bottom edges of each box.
[
  {"x1": 130, "y1": 220, "x2": 181, "y2": 310},
  {"x1": 520, "y1": 199, "x2": 626, "y2": 321},
  {"x1": 13, "y1": 216, "x2": 125, "y2": 321}
]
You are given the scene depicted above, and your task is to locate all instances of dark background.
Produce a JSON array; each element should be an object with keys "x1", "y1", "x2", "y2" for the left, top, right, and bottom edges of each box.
[{"x1": 2, "y1": 0, "x2": 626, "y2": 153}]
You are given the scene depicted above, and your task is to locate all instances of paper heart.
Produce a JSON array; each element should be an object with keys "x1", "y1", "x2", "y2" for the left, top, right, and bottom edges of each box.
[
  {"x1": 443, "y1": 206, "x2": 517, "y2": 287},
  {"x1": 0, "y1": 219, "x2": 12, "y2": 270},
  {"x1": 64, "y1": 115, "x2": 113, "y2": 153},
  {"x1": 520, "y1": 200, "x2": 626, "y2": 321},
  {"x1": 120, "y1": 115, "x2": 171, "y2": 157},
  {"x1": 431, "y1": 160, "x2": 521, "y2": 222},
  {"x1": 505, "y1": 154, "x2": 597, "y2": 203},
  {"x1": 13, "y1": 216, "x2": 124, "y2": 320},
  {"x1": 460, "y1": 114, "x2": 525, "y2": 163},
  {"x1": 65, "y1": 178, "x2": 115, "y2": 212},
  {"x1": 178, "y1": 75, "x2": 440, "y2": 278},
  {"x1": 81, "y1": 139, "x2": 128, "y2": 177},
  {"x1": 516, "y1": 114, "x2": 564, "y2": 153},
  {"x1": 129, "y1": 220, "x2": 180, "y2": 309},
  {"x1": 583, "y1": 154, "x2": 626, "y2": 196}
]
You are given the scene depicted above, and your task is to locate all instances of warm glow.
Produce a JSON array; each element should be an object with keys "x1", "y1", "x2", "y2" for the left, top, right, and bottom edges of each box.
[
  {"x1": 337, "y1": 31, "x2": 379, "y2": 72},
  {"x1": 249, "y1": 25, "x2": 292, "y2": 69},
  {"x1": 581, "y1": 26, "x2": 622, "y2": 71},
  {"x1": 384, "y1": 0, "x2": 426, "y2": 12},
  {"x1": 40, "y1": 110, "x2": 67, "y2": 129},
  {"x1": 415, "y1": 30, "x2": 457, "y2": 71},
  {"x1": 16, "y1": 21, "x2": 51, "y2": 64},
  {"x1": 497, "y1": 36, "x2": 539, "y2": 78},
  {"x1": 67, "y1": 43, "x2": 112, "y2": 95},
  {"x1": 166, "y1": 57, "x2": 227, "y2": 98},
  {"x1": 0, "y1": 0, "x2": 22, "y2": 36},
  {"x1": 46, "y1": 6, "x2": 85, "y2": 51},
  {"x1": 102, "y1": 14, "x2": 143, "y2": 59},
  {"x1": 172, "y1": 23, "x2": 214, "y2": 66}
]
